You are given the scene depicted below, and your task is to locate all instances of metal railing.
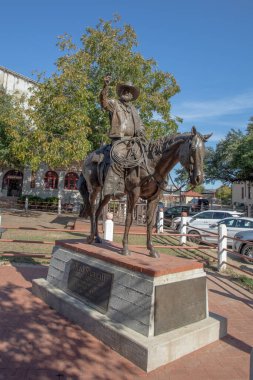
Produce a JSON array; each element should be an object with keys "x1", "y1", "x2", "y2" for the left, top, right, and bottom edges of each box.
[{"x1": 106, "y1": 200, "x2": 147, "y2": 225}]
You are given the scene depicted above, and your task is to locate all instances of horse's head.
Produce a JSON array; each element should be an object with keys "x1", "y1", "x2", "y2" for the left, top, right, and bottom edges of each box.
[{"x1": 180, "y1": 126, "x2": 212, "y2": 186}]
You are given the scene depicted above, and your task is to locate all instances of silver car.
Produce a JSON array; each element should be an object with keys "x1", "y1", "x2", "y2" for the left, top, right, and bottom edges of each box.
[
  {"x1": 172, "y1": 210, "x2": 242, "y2": 232},
  {"x1": 233, "y1": 230, "x2": 253, "y2": 263},
  {"x1": 187, "y1": 217, "x2": 253, "y2": 246}
]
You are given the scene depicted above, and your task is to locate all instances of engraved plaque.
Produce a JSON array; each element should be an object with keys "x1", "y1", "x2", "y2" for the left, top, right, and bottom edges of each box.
[
  {"x1": 67, "y1": 260, "x2": 113, "y2": 314},
  {"x1": 154, "y1": 277, "x2": 207, "y2": 335}
]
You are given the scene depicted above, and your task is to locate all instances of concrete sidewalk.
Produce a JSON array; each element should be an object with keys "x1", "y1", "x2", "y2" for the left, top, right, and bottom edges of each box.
[{"x1": 0, "y1": 264, "x2": 252, "y2": 379}]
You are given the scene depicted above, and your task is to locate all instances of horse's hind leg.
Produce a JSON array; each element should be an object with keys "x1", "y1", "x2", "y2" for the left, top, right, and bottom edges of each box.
[{"x1": 94, "y1": 194, "x2": 111, "y2": 243}]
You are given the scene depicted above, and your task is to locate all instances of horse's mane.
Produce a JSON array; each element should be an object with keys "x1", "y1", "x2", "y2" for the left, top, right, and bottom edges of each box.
[{"x1": 149, "y1": 132, "x2": 192, "y2": 155}]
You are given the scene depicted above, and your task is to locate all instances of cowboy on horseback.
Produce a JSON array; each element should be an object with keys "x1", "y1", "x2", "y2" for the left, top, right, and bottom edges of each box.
[{"x1": 100, "y1": 75, "x2": 146, "y2": 198}]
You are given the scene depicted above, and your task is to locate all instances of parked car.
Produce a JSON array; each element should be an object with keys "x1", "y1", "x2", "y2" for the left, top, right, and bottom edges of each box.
[
  {"x1": 188, "y1": 198, "x2": 209, "y2": 211},
  {"x1": 233, "y1": 230, "x2": 253, "y2": 263},
  {"x1": 171, "y1": 209, "x2": 242, "y2": 232},
  {"x1": 187, "y1": 217, "x2": 253, "y2": 245},
  {"x1": 163, "y1": 205, "x2": 196, "y2": 227}
]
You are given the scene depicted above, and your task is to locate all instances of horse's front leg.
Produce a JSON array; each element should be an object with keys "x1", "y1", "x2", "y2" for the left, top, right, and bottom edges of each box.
[
  {"x1": 94, "y1": 194, "x2": 111, "y2": 243},
  {"x1": 147, "y1": 198, "x2": 160, "y2": 258},
  {"x1": 122, "y1": 190, "x2": 139, "y2": 255},
  {"x1": 86, "y1": 190, "x2": 99, "y2": 244}
]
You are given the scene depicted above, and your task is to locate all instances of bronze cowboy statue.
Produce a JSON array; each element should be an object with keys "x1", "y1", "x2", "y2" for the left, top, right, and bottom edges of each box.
[
  {"x1": 100, "y1": 75, "x2": 146, "y2": 198},
  {"x1": 78, "y1": 77, "x2": 211, "y2": 258}
]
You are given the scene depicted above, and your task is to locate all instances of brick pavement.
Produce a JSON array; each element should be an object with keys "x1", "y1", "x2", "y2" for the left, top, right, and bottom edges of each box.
[{"x1": 0, "y1": 264, "x2": 252, "y2": 380}]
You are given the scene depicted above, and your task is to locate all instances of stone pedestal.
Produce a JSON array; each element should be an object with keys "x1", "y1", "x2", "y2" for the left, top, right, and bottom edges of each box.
[{"x1": 32, "y1": 240, "x2": 227, "y2": 372}]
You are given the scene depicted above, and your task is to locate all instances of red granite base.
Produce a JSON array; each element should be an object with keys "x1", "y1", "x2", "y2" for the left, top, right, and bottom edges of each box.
[{"x1": 56, "y1": 239, "x2": 203, "y2": 277}]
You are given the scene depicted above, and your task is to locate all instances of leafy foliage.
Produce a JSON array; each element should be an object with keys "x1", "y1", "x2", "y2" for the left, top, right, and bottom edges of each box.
[
  {"x1": 23, "y1": 16, "x2": 181, "y2": 169},
  {"x1": 206, "y1": 122, "x2": 253, "y2": 182},
  {"x1": 0, "y1": 87, "x2": 28, "y2": 168},
  {"x1": 232, "y1": 126, "x2": 253, "y2": 180},
  {"x1": 18, "y1": 195, "x2": 58, "y2": 204},
  {"x1": 206, "y1": 130, "x2": 245, "y2": 182},
  {"x1": 215, "y1": 185, "x2": 232, "y2": 204},
  {"x1": 188, "y1": 184, "x2": 205, "y2": 193}
]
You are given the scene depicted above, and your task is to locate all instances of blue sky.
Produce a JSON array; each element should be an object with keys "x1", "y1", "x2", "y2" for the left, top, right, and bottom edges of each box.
[{"x1": 1, "y1": 0, "x2": 253, "y2": 187}]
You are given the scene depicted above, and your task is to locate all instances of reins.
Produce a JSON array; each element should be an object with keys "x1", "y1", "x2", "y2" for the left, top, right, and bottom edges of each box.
[{"x1": 110, "y1": 135, "x2": 196, "y2": 195}]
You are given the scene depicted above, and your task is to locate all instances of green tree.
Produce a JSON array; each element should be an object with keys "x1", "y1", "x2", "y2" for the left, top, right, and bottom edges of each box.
[
  {"x1": 188, "y1": 184, "x2": 205, "y2": 194},
  {"x1": 206, "y1": 119, "x2": 253, "y2": 182},
  {"x1": 0, "y1": 87, "x2": 28, "y2": 168},
  {"x1": 205, "y1": 129, "x2": 245, "y2": 183},
  {"x1": 23, "y1": 16, "x2": 181, "y2": 169},
  {"x1": 232, "y1": 135, "x2": 253, "y2": 180},
  {"x1": 231, "y1": 118, "x2": 253, "y2": 180},
  {"x1": 215, "y1": 185, "x2": 232, "y2": 205}
]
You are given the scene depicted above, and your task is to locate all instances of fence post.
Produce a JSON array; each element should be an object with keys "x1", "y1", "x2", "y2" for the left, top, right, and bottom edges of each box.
[
  {"x1": 180, "y1": 212, "x2": 187, "y2": 245},
  {"x1": 104, "y1": 212, "x2": 114, "y2": 241},
  {"x1": 157, "y1": 207, "x2": 164, "y2": 234},
  {"x1": 25, "y1": 196, "x2": 29, "y2": 213},
  {"x1": 58, "y1": 194, "x2": 62, "y2": 215},
  {"x1": 218, "y1": 223, "x2": 227, "y2": 272}
]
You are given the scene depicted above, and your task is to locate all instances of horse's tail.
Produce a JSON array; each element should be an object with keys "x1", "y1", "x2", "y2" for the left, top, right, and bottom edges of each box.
[{"x1": 77, "y1": 173, "x2": 91, "y2": 218}]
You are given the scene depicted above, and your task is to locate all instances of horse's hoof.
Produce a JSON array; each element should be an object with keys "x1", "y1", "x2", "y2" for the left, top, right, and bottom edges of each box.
[
  {"x1": 121, "y1": 249, "x2": 131, "y2": 256},
  {"x1": 149, "y1": 250, "x2": 160, "y2": 258},
  {"x1": 95, "y1": 236, "x2": 103, "y2": 244},
  {"x1": 86, "y1": 236, "x2": 94, "y2": 244}
]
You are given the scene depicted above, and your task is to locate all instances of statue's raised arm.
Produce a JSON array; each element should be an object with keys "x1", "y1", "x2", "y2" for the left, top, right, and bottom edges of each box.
[{"x1": 100, "y1": 75, "x2": 113, "y2": 111}]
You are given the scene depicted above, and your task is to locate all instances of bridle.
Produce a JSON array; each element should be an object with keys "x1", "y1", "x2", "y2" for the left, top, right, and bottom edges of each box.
[
  {"x1": 110, "y1": 133, "x2": 200, "y2": 195},
  {"x1": 179, "y1": 134, "x2": 197, "y2": 175},
  {"x1": 157, "y1": 133, "x2": 203, "y2": 194}
]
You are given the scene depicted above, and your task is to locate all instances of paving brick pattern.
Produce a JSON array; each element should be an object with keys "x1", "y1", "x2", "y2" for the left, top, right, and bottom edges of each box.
[{"x1": 0, "y1": 265, "x2": 252, "y2": 380}]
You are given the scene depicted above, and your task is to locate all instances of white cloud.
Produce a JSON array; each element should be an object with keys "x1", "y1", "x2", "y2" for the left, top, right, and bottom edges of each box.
[{"x1": 173, "y1": 91, "x2": 253, "y2": 121}]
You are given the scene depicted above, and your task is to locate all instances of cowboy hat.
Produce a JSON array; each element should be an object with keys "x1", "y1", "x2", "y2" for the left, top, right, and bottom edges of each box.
[{"x1": 116, "y1": 82, "x2": 140, "y2": 100}]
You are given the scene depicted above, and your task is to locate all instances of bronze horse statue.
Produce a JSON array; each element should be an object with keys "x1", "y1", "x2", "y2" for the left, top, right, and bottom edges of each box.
[{"x1": 78, "y1": 126, "x2": 211, "y2": 258}]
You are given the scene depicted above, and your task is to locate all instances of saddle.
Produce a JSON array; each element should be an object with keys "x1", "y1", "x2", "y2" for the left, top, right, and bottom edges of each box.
[{"x1": 91, "y1": 144, "x2": 112, "y2": 186}]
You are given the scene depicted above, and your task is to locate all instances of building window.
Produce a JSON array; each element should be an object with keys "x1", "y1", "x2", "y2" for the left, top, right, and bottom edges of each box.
[
  {"x1": 248, "y1": 184, "x2": 251, "y2": 199},
  {"x1": 64, "y1": 172, "x2": 79, "y2": 190},
  {"x1": 2, "y1": 170, "x2": 23, "y2": 197},
  {"x1": 241, "y1": 187, "x2": 244, "y2": 199},
  {"x1": 44, "y1": 171, "x2": 58, "y2": 189},
  {"x1": 30, "y1": 171, "x2": 36, "y2": 189}
]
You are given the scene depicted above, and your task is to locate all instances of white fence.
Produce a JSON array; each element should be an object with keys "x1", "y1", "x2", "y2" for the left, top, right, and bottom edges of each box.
[{"x1": 157, "y1": 210, "x2": 253, "y2": 274}]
